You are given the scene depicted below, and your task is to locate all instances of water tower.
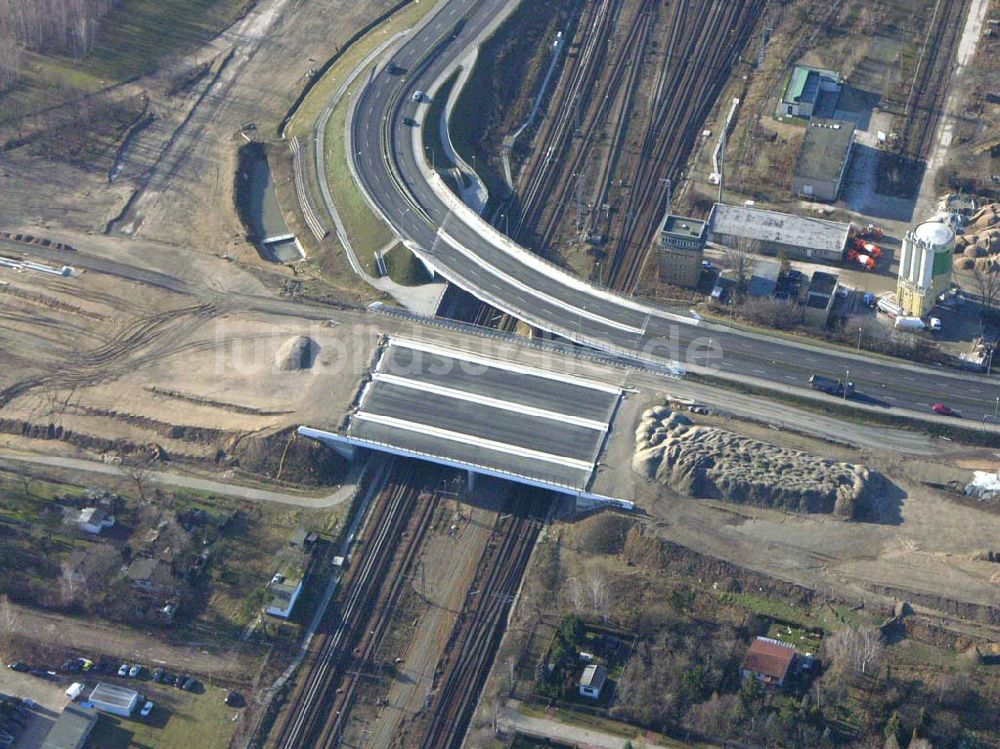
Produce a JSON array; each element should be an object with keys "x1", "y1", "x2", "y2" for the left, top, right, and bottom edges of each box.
[{"x1": 896, "y1": 221, "x2": 955, "y2": 317}]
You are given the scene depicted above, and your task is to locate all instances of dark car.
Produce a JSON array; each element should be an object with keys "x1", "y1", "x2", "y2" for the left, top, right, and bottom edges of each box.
[
  {"x1": 61, "y1": 659, "x2": 82, "y2": 673},
  {"x1": 182, "y1": 678, "x2": 199, "y2": 692},
  {"x1": 152, "y1": 668, "x2": 166, "y2": 683},
  {"x1": 224, "y1": 691, "x2": 244, "y2": 708},
  {"x1": 174, "y1": 674, "x2": 188, "y2": 688},
  {"x1": 28, "y1": 668, "x2": 50, "y2": 679},
  {"x1": 7, "y1": 662, "x2": 29, "y2": 673}
]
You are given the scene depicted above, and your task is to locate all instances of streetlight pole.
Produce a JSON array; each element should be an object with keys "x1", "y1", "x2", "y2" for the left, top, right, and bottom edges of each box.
[
  {"x1": 995, "y1": 396, "x2": 998, "y2": 420},
  {"x1": 857, "y1": 326, "x2": 863, "y2": 351},
  {"x1": 988, "y1": 345, "x2": 995, "y2": 376},
  {"x1": 843, "y1": 369, "x2": 850, "y2": 400}
]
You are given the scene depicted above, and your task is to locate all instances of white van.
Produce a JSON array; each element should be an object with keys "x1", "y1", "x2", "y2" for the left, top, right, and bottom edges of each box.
[{"x1": 65, "y1": 682, "x2": 85, "y2": 701}]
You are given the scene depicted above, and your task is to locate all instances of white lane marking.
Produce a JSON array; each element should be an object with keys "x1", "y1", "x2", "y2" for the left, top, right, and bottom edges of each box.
[
  {"x1": 387, "y1": 336, "x2": 623, "y2": 393},
  {"x1": 353, "y1": 412, "x2": 595, "y2": 470},
  {"x1": 437, "y1": 229, "x2": 645, "y2": 334},
  {"x1": 373, "y1": 372, "x2": 610, "y2": 431}
]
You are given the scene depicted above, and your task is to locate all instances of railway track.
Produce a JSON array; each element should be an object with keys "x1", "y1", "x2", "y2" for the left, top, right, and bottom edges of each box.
[
  {"x1": 899, "y1": 0, "x2": 969, "y2": 161},
  {"x1": 508, "y1": 0, "x2": 763, "y2": 295},
  {"x1": 396, "y1": 492, "x2": 543, "y2": 749},
  {"x1": 270, "y1": 460, "x2": 431, "y2": 749}
]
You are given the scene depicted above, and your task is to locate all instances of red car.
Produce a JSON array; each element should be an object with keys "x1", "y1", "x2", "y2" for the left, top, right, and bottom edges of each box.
[{"x1": 931, "y1": 403, "x2": 960, "y2": 417}]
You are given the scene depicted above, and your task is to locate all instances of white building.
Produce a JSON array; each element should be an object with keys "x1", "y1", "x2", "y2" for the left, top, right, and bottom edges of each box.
[
  {"x1": 578, "y1": 664, "x2": 608, "y2": 699},
  {"x1": 75, "y1": 507, "x2": 115, "y2": 535},
  {"x1": 89, "y1": 682, "x2": 140, "y2": 718}
]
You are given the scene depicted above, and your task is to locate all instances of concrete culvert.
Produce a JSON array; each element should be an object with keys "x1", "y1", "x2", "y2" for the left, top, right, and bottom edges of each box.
[{"x1": 274, "y1": 335, "x2": 319, "y2": 371}]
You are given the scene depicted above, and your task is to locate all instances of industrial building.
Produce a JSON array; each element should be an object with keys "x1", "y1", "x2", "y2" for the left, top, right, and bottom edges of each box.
[
  {"x1": 89, "y1": 682, "x2": 140, "y2": 718},
  {"x1": 708, "y1": 203, "x2": 850, "y2": 264},
  {"x1": 804, "y1": 271, "x2": 840, "y2": 327},
  {"x1": 778, "y1": 65, "x2": 841, "y2": 119},
  {"x1": 896, "y1": 222, "x2": 955, "y2": 317},
  {"x1": 41, "y1": 704, "x2": 98, "y2": 749},
  {"x1": 658, "y1": 214, "x2": 707, "y2": 287},
  {"x1": 792, "y1": 120, "x2": 855, "y2": 202}
]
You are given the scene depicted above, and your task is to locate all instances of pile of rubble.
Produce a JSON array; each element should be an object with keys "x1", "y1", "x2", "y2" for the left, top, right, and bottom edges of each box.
[
  {"x1": 956, "y1": 202, "x2": 1000, "y2": 270},
  {"x1": 632, "y1": 406, "x2": 870, "y2": 517}
]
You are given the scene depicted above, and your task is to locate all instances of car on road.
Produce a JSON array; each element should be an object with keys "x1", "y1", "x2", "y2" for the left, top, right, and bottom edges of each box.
[
  {"x1": 411, "y1": 90, "x2": 423, "y2": 102},
  {"x1": 7, "y1": 662, "x2": 29, "y2": 673},
  {"x1": 129, "y1": 665, "x2": 143, "y2": 679},
  {"x1": 931, "y1": 403, "x2": 960, "y2": 417},
  {"x1": 402, "y1": 116, "x2": 417, "y2": 127},
  {"x1": 140, "y1": 701, "x2": 154, "y2": 717},
  {"x1": 118, "y1": 663, "x2": 129, "y2": 677}
]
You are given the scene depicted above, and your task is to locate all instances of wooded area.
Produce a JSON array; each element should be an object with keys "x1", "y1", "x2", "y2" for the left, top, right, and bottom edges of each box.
[{"x1": 0, "y1": 0, "x2": 118, "y2": 87}]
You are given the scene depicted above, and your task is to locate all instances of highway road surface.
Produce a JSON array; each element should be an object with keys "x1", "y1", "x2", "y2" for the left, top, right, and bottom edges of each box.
[{"x1": 345, "y1": 0, "x2": 999, "y2": 422}]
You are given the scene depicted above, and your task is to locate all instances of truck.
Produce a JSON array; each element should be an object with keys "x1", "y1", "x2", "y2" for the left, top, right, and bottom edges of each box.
[
  {"x1": 894, "y1": 316, "x2": 926, "y2": 332},
  {"x1": 809, "y1": 374, "x2": 855, "y2": 397}
]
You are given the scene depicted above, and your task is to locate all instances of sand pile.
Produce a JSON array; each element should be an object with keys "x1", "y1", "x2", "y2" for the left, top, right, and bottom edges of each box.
[
  {"x1": 956, "y1": 203, "x2": 1000, "y2": 269},
  {"x1": 632, "y1": 405, "x2": 870, "y2": 517},
  {"x1": 274, "y1": 335, "x2": 318, "y2": 371}
]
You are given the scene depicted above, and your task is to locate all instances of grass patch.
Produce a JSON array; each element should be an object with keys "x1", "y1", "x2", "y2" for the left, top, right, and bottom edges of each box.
[
  {"x1": 718, "y1": 591, "x2": 819, "y2": 628},
  {"x1": 383, "y1": 243, "x2": 431, "y2": 286},
  {"x1": 88, "y1": 683, "x2": 237, "y2": 749}
]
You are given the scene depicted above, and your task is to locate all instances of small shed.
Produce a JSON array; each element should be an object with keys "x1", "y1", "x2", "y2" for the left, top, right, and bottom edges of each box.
[
  {"x1": 748, "y1": 260, "x2": 782, "y2": 298},
  {"x1": 89, "y1": 682, "x2": 140, "y2": 717},
  {"x1": 578, "y1": 663, "x2": 608, "y2": 699},
  {"x1": 74, "y1": 507, "x2": 115, "y2": 535}
]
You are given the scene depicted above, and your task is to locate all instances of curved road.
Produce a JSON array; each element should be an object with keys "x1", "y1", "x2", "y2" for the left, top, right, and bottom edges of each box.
[{"x1": 347, "y1": 0, "x2": 999, "y2": 422}]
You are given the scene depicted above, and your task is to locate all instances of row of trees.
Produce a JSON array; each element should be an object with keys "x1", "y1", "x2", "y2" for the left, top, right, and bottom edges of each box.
[{"x1": 0, "y1": 0, "x2": 117, "y2": 89}]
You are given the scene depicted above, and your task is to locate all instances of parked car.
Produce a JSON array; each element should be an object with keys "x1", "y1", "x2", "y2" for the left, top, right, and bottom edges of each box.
[
  {"x1": 128, "y1": 665, "x2": 143, "y2": 679},
  {"x1": 174, "y1": 674, "x2": 189, "y2": 688},
  {"x1": 932, "y1": 403, "x2": 960, "y2": 417},
  {"x1": 224, "y1": 691, "x2": 244, "y2": 708},
  {"x1": 182, "y1": 678, "x2": 199, "y2": 692},
  {"x1": 29, "y1": 668, "x2": 51, "y2": 679},
  {"x1": 140, "y1": 701, "x2": 154, "y2": 717},
  {"x1": 7, "y1": 662, "x2": 29, "y2": 673},
  {"x1": 117, "y1": 664, "x2": 129, "y2": 677},
  {"x1": 62, "y1": 659, "x2": 82, "y2": 673},
  {"x1": 152, "y1": 667, "x2": 166, "y2": 683},
  {"x1": 65, "y1": 683, "x2": 85, "y2": 701},
  {"x1": 78, "y1": 658, "x2": 94, "y2": 671}
]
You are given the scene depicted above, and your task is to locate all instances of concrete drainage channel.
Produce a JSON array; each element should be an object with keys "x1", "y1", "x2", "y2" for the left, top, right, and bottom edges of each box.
[{"x1": 235, "y1": 142, "x2": 305, "y2": 264}]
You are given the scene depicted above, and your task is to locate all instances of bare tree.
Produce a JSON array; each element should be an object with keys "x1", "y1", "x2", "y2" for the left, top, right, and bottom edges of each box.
[
  {"x1": 0, "y1": 594, "x2": 19, "y2": 649},
  {"x1": 568, "y1": 576, "x2": 583, "y2": 614},
  {"x1": 0, "y1": 35, "x2": 22, "y2": 90},
  {"x1": 721, "y1": 237, "x2": 759, "y2": 293},
  {"x1": 587, "y1": 571, "x2": 606, "y2": 621},
  {"x1": 972, "y1": 263, "x2": 1000, "y2": 323},
  {"x1": 126, "y1": 465, "x2": 150, "y2": 502},
  {"x1": 824, "y1": 624, "x2": 885, "y2": 676}
]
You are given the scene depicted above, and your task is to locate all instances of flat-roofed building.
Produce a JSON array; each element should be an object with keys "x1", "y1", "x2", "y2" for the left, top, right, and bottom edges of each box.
[
  {"x1": 804, "y1": 271, "x2": 839, "y2": 327},
  {"x1": 89, "y1": 682, "x2": 139, "y2": 718},
  {"x1": 708, "y1": 203, "x2": 850, "y2": 264},
  {"x1": 792, "y1": 120, "x2": 855, "y2": 202},
  {"x1": 658, "y1": 214, "x2": 707, "y2": 288},
  {"x1": 42, "y1": 704, "x2": 98, "y2": 749}
]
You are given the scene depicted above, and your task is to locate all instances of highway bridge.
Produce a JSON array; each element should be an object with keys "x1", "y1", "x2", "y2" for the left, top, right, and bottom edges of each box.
[{"x1": 347, "y1": 0, "x2": 998, "y2": 422}]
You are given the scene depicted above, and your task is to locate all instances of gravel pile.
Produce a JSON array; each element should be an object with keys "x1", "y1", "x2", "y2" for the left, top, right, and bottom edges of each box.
[{"x1": 632, "y1": 405, "x2": 870, "y2": 517}]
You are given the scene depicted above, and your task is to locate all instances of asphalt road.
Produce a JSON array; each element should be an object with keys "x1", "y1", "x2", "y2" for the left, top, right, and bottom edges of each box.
[{"x1": 345, "y1": 0, "x2": 1000, "y2": 422}]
